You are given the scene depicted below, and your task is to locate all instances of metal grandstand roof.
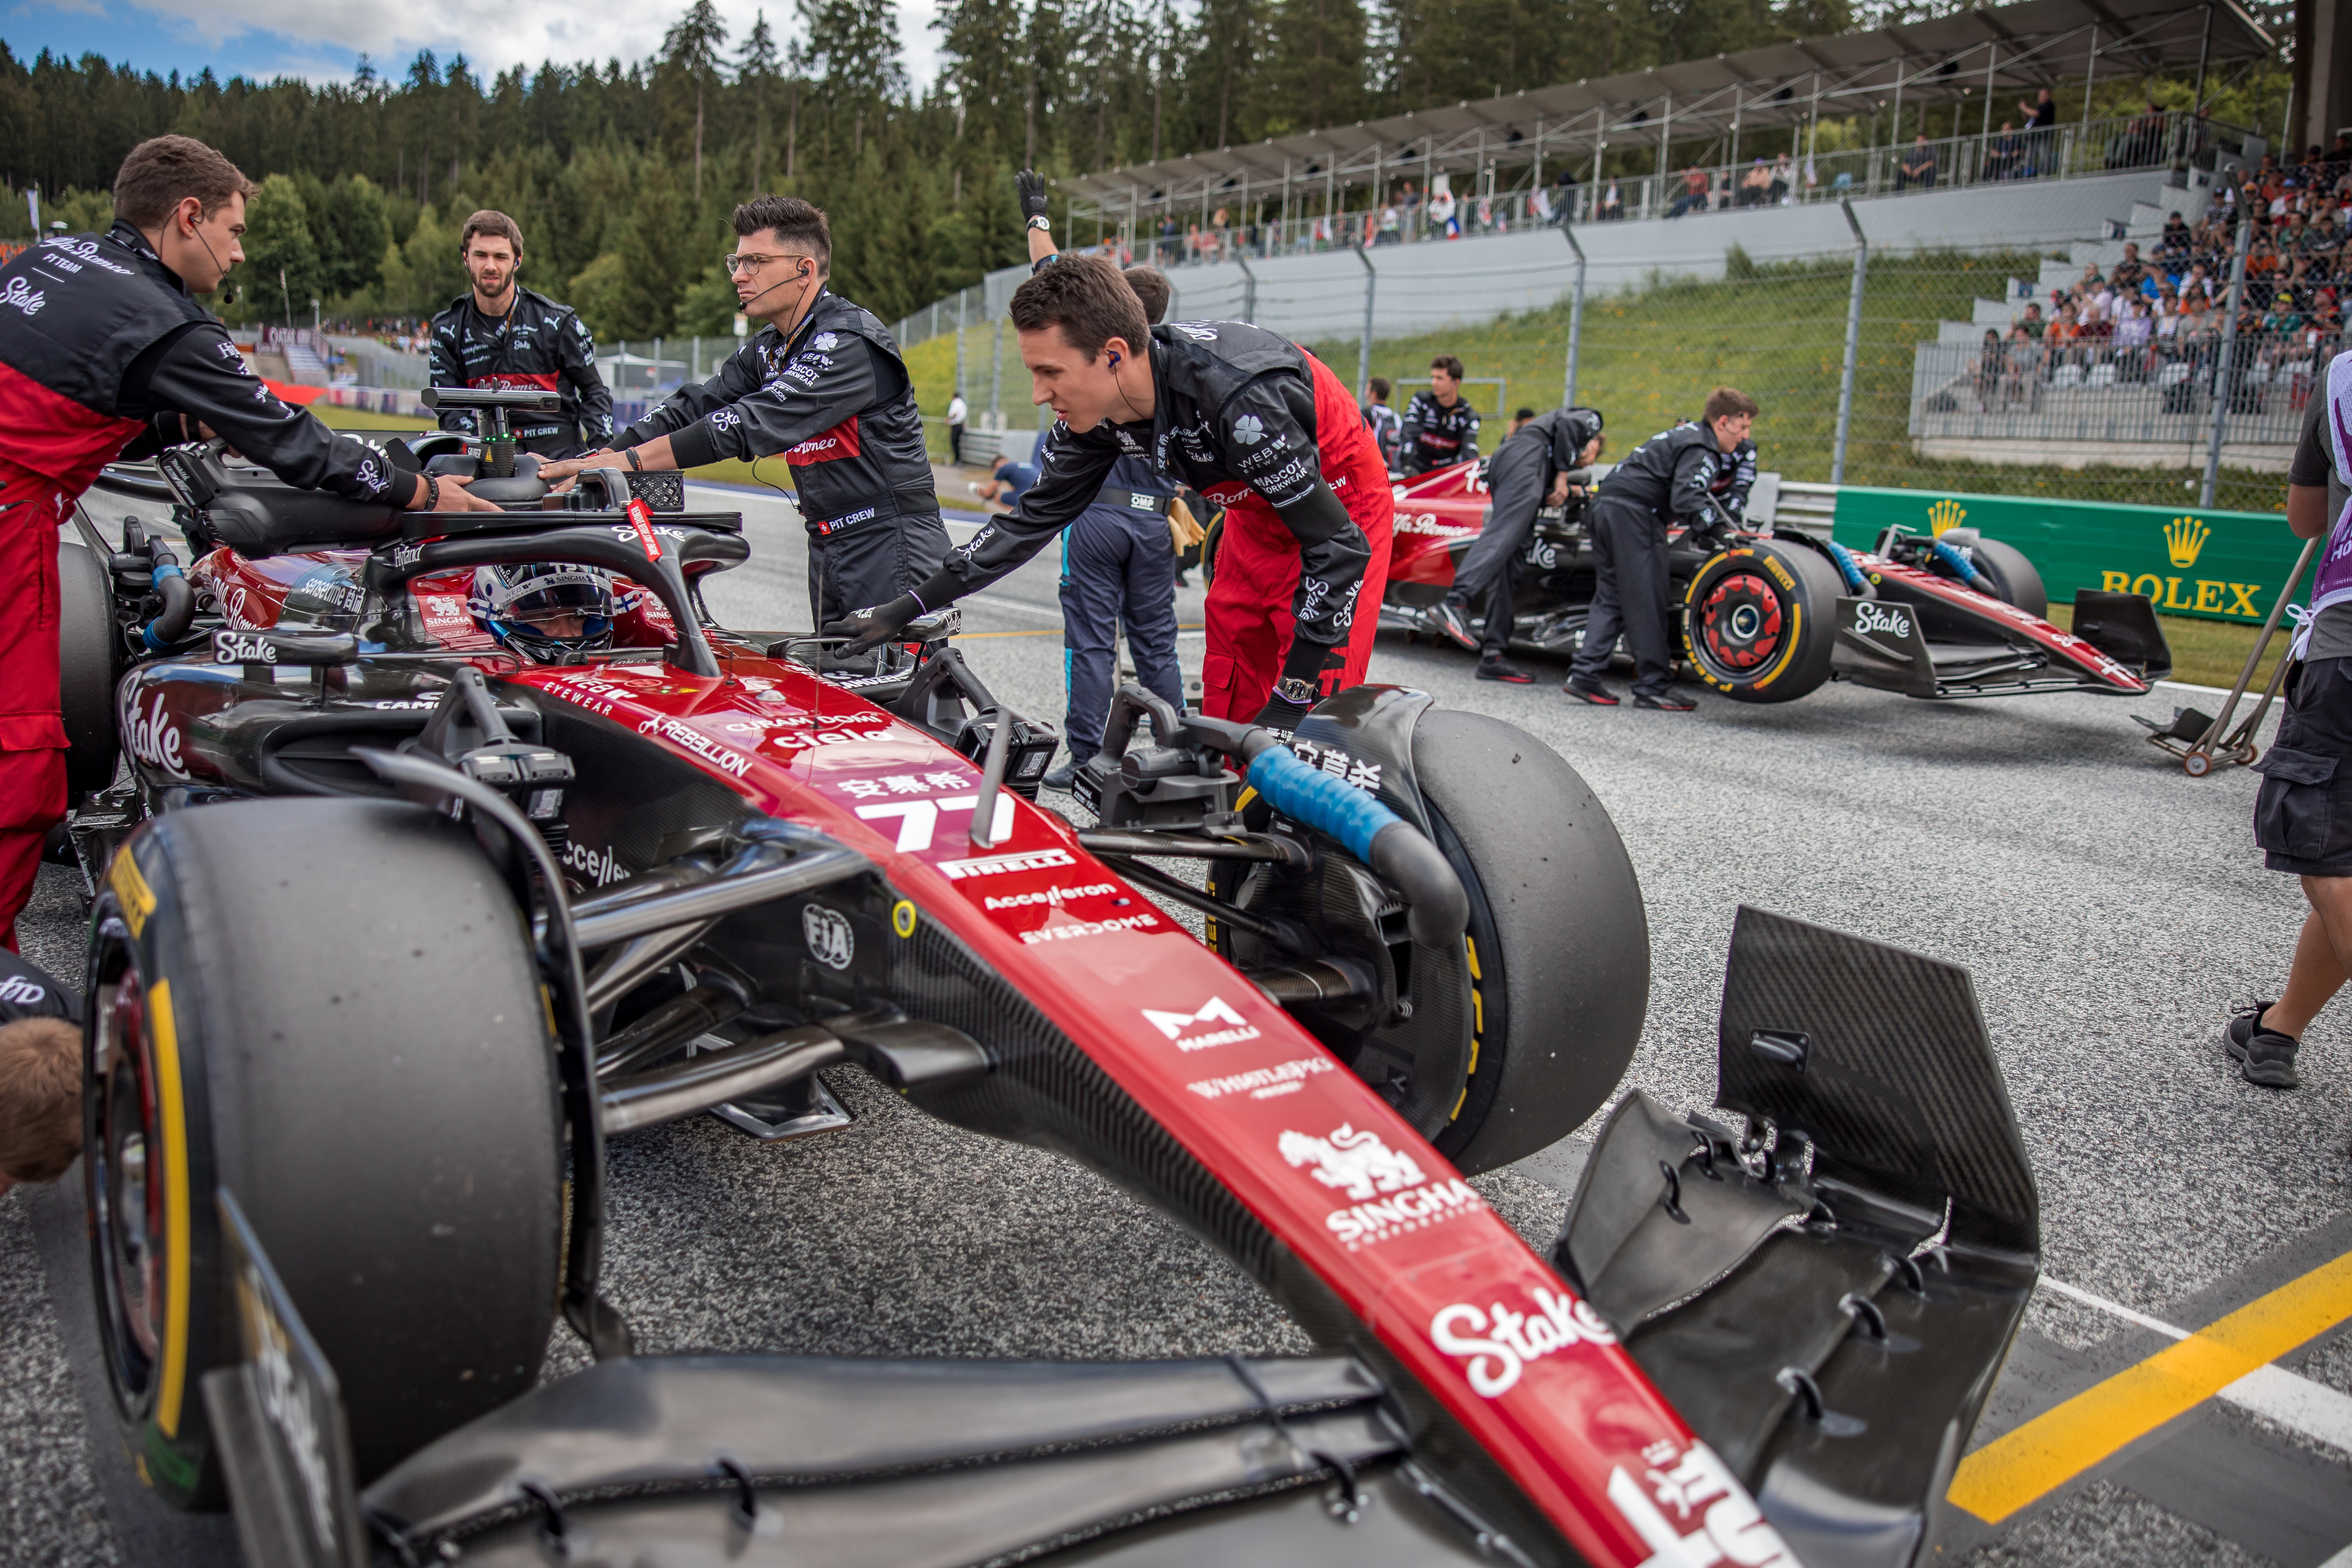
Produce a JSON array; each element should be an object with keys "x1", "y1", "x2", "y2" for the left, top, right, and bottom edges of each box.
[{"x1": 1060, "y1": 0, "x2": 2275, "y2": 221}]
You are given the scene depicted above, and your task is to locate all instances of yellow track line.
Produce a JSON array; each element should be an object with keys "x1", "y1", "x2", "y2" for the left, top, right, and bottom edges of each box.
[{"x1": 1948, "y1": 1249, "x2": 2352, "y2": 1522}]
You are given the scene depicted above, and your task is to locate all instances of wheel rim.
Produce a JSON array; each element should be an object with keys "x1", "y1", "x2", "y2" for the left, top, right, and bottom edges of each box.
[
  {"x1": 1694, "y1": 571, "x2": 1785, "y2": 680},
  {"x1": 88, "y1": 922, "x2": 166, "y2": 1418}
]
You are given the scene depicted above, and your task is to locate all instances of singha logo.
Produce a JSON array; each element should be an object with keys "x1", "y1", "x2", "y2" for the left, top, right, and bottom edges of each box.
[
  {"x1": 2165, "y1": 514, "x2": 2212, "y2": 569},
  {"x1": 1278, "y1": 1123, "x2": 1425, "y2": 1203},
  {"x1": 1926, "y1": 497, "x2": 1967, "y2": 536}
]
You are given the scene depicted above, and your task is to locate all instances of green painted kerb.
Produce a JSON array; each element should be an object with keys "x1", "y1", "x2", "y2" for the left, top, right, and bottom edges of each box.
[{"x1": 1829, "y1": 487, "x2": 2307, "y2": 623}]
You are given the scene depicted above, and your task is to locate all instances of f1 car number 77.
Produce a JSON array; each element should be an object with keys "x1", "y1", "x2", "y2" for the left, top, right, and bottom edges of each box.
[{"x1": 855, "y1": 795, "x2": 1016, "y2": 853}]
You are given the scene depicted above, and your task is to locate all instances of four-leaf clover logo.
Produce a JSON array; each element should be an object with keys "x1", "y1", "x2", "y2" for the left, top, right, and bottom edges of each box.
[{"x1": 1232, "y1": 414, "x2": 1265, "y2": 445}]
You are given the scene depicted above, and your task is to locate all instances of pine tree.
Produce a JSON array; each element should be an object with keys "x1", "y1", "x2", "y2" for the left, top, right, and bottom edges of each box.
[
  {"x1": 661, "y1": 0, "x2": 731, "y2": 201},
  {"x1": 737, "y1": 11, "x2": 782, "y2": 192}
]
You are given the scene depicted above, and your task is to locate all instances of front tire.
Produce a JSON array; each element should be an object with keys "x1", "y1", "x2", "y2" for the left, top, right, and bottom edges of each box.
[
  {"x1": 1681, "y1": 539, "x2": 1844, "y2": 704},
  {"x1": 1968, "y1": 537, "x2": 2048, "y2": 619},
  {"x1": 84, "y1": 798, "x2": 561, "y2": 1507}
]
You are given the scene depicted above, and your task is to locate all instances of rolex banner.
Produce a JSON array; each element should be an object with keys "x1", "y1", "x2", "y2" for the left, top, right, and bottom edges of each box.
[{"x1": 1828, "y1": 488, "x2": 2306, "y2": 625}]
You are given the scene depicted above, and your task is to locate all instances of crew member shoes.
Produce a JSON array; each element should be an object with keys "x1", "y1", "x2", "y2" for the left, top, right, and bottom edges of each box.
[
  {"x1": 1427, "y1": 600, "x2": 1480, "y2": 651},
  {"x1": 1041, "y1": 759, "x2": 1080, "y2": 793},
  {"x1": 1633, "y1": 691, "x2": 1698, "y2": 712},
  {"x1": 2224, "y1": 1000, "x2": 2302, "y2": 1089},
  {"x1": 1563, "y1": 680, "x2": 1621, "y2": 706},
  {"x1": 1477, "y1": 657, "x2": 1535, "y2": 684}
]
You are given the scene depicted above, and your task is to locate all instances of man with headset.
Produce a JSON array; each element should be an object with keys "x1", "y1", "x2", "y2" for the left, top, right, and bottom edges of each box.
[
  {"x1": 540, "y1": 195, "x2": 948, "y2": 627},
  {"x1": 0, "y1": 134, "x2": 498, "y2": 950}
]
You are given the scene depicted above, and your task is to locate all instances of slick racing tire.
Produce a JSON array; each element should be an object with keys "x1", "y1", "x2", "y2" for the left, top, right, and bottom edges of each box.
[
  {"x1": 1414, "y1": 710, "x2": 1648, "y2": 1174},
  {"x1": 84, "y1": 798, "x2": 561, "y2": 1509},
  {"x1": 1968, "y1": 536, "x2": 2048, "y2": 619},
  {"x1": 1681, "y1": 539, "x2": 1844, "y2": 704},
  {"x1": 58, "y1": 539, "x2": 120, "y2": 799}
]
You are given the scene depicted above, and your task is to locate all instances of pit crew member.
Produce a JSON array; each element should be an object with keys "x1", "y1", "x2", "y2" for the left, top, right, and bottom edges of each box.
[
  {"x1": 0, "y1": 950, "x2": 81, "y2": 1198},
  {"x1": 828, "y1": 256, "x2": 1391, "y2": 731},
  {"x1": 1398, "y1": 355, "x2": 1480, "y2": 475},
  {"x1": 0, "y1": 134, "x2": 498, "y2": 950},
  {"x1": 427, "y1": 209, "x2": 614, "y2": 457},
  {"x1": 540, "y1": 195, "x2": 950, "y2": 628},
  {"x1": 1361, "y1": 377, "x2": 1402, "y2": 469},
  {"x1": 2233, "y1": 349, "x2": 2352, "y2": 1089},
  {"x1": 1429, "y1": 404, "x2": 1604, "y2": 681},
  {"x1": 1564, "y1": 386, "x2": 1758, "y2": 710}
]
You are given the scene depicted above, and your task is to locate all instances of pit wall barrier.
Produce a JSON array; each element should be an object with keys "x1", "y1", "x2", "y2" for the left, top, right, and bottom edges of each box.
[{"x1": 1829, "y1": 487, "x2": 2304, "y2": 625}]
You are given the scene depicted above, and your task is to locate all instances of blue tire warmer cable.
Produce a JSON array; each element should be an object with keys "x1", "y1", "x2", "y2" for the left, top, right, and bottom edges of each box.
[
  {"x1": 1930, "y1": 539, "x2": 1998, "y2": 597},
  {"x1": 140, "y1": 560, "x2": 193, "y2": 652},
  {"x1": 1823, "y1": 538, "x2": 1868, "y2": 595},
  {"x1": 1245, "y1": 746, "x2": 1469, "y2": 946}
]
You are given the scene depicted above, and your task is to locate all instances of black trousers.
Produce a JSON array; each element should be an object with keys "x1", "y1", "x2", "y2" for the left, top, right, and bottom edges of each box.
[
  {"x1": 1444, "y1": 441, "x2": 1548, "y2": 658},
  {"x1": 1568, "y1": 498, "x2": 1675, "y2": 699},
  {"x1": 807, "y1": 509, "x2": 953, "y2": 628},
  {"x1": 949, "y1": 424, "x2": 966, "y2": 464}
]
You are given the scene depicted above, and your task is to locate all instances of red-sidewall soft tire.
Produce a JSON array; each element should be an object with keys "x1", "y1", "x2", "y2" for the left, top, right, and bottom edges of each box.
[{"x1": 1681, "y1": 539, "x2": 1844, "y2": 704}]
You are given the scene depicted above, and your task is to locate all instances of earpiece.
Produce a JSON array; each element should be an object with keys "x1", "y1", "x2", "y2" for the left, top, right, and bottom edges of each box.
[{"x1": 1108, "y1": 350, "x2": 1121, "y2": 367}]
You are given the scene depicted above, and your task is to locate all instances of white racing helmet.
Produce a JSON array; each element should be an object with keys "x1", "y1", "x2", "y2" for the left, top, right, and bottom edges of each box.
[{"x1": 467, "y1": 562, "x2": 616, "y2": 661}]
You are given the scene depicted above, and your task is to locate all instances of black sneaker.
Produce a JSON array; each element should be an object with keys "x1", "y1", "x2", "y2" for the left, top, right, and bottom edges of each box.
[
  {"x1": 1633, "y1": 691, "x2": 1698, "y2": 711},
  {"x1": 2224, "y1": 1001, "x2": 2301, "y2": 1089},
  {"x1": 1426, "y1": 600, "x2": 1480, "y2": 651},
  {"x1": 1477, "y1": 657, "x2": 1536, "y2": 684},
  {"x1": 1563, "y1": 680, "x2": 1621, "y2": 706},
  {"x1": 1041, "y1": 760, "x2": 1080, "y2": 792}
]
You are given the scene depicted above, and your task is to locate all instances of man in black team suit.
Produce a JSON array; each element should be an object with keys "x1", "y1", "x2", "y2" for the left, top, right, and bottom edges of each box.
[
  {"x1": 427, "y1": 209, "x2": 613, "y2": 457},
  {"x1": 1565, "y1": 386, "x2": 1757, "y2": 710},
  {"x1": 1398, "y1": 354, "x2": 1481, "y2": 475},
  {"x1": 1426, "y1": 404, "x2": 1604, "y2": 681},
  {"x1": 540, "y1": 196, "x2": 949, "y2": 627}
]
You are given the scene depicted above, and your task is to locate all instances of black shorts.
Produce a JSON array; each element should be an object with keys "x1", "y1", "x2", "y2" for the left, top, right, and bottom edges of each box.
[{"x1": 2254, "y1": 657, "x2": 2352, "y2": 876}]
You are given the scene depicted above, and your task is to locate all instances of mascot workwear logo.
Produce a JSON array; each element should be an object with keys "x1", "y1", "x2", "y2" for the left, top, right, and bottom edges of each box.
[
  {"x1": 1430, "y1": 1284, "x2": 1617, "y2": 1397},
  {"x1": 1142, "y1": 996, "x2": 1261, "y2": 1050},
  {"x1": 1279, "y1": 1122, "x2": 1424, "y2": 1202},
  {"x1": 1612, "y1": 1441, "x2": 1793, "y2": 1568},
  {"x1": 2165, "y1": 514, "x2": 2213, "y2": 568},
  {"x1": 1851, "y1": 602, "x2": 1913, "y2": 640},
  {"x1": 1926, "y1": 497, "x2": 1967, "y2": 536},
  {"x1": 803, "y1": 905, "x2": 855, "y2": 970}
]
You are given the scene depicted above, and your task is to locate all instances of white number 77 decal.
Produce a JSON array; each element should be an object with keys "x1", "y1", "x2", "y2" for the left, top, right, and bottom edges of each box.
[{"x1": 855, "y1": 794, "x2": 1016, "y2": 853}]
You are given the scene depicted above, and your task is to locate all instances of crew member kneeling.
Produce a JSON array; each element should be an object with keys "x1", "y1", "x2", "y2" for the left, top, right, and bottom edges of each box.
[
  {"x1": 1429, "y1": 404, "x2": 1604, "y2": 681},
  {"x1": 541, "y1": 196, "x2": 950, "y2": 628},
  {"x1": 828, "y1": 257, "x2": 1391, "y2": 731},
  {"x1": 0, "y1": 134, "x2": 498, "y2": 950},
  {"x1": 1565, "y1": 387, "x2": 1757, "y2": 711}
]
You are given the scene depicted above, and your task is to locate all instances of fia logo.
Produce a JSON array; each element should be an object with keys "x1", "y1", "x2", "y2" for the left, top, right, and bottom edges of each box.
[
  {"x1": 802, "y1": 905, "x2": 855, "y2": 970},
  {"x1": 2165, "y1": 514, "x2": 2212, "y2": 568}
]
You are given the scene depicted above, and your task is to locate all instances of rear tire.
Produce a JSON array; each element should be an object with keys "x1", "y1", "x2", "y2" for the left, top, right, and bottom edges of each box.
[
  {"x1": 1681, "y1": 539, "x2": 1844, "y2": 705},
  {"x1": 84, "y1": 798, "x2": 561, "y2": 1507},
  {"x1": 1968, "y1": 537, "x2": 2047, "y2": 619},
  {"x1": 1413, "y1": 711, "x2": 1648, "y2": 1174},
  {"x1": 58, "y1": 540, "x2": 119, "y2": 799}
]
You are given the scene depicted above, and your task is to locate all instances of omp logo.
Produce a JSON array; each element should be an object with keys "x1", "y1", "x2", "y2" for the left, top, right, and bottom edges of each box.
[
  {"x1": 1430, "y1": 1285, "x2": 1617, "y2": 1397},
  {"x1": 1852, "y1": 602, "x2": 1913, "y2": 640},
  {"x1": 1142, "y1": 996, "x2": 1260, "y2": 1051},
  {"x1": 1231, "y1": 414, "x2": 1266, "y2": 445},
  {"x1": 1610, "y1": 1441, "x2": 1794, "y2": 1568},
  {"x1": 0, "y1": 976, "x2": 46, "y2": 1006},
  {"x1": 1279, "y1": 1122, "x2": 1424, "y2": 1201},
  {"x1": 1927, "y1": 497, "x2": 1967, "y2": 536},
  {"x1": 2165, "y1": 514, "x2": 2213, "y2": 568}
]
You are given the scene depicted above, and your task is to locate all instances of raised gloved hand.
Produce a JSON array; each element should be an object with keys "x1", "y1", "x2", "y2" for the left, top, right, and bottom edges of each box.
[
  {"x1": 821, "y1": 594, "x2": 923, "y2": 655},
  {"x1": 1255, "y1": 636, "x2": 1350, "y2": 734},
  {"x1": 1016, "y1": 169, "x2": 1050, "y2": 231}
]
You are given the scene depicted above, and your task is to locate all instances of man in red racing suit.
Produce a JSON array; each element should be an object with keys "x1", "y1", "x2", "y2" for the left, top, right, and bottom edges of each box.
[
  {"x1": 0, "y1": 135, "x2": 495, "y2": 949},
  {"x1": 828, "y1": 257, "x2": 1391, "y2": 730}
]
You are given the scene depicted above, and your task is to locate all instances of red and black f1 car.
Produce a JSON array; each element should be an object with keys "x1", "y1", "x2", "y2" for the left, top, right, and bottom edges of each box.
[
  {"x1": 63, "y1": 388, "x2": 2041, "y2": 1568},
  {"x1": 1376, "y1": 458, "x2": 2175, "y2": 702}
]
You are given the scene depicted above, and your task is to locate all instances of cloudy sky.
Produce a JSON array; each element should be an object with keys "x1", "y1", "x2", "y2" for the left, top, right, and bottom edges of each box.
[{"x1": 4, "y1": 0, "x2": 947, "y2": 89}]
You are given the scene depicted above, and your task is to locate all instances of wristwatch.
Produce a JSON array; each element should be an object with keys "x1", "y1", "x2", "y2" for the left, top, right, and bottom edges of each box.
[
  {"x1": 625, "y1": 448, "x2": 642, "y2": 472},
  {"x1": 1275, "y1": 676, "x2": 1317, "y2": 706},
  {"x1": 1027, "y1": 215, "x2": 1052, "y2": 232}
]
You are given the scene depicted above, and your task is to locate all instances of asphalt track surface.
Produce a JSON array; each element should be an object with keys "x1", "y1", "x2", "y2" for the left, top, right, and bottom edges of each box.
[{"x1": 5, "y1": 480, "x2": 2350, "y2": 1566}]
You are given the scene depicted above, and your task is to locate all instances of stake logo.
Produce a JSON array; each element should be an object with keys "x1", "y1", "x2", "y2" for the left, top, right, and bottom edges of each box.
[
  {"x1": 1430, "y1": 1284, "x2": 1617, "y2": 1397},
  {"x1": 213, "y1": 631, "x2": 278, "y2": 664},
  {"x1": 1609, "y1": 1440, "x2": 1794, "y2": 1568},
  {"x1": 1142, "y1": 996, "x2": 1260, "y2": 1050},
  {"x1": 1850, "y1": 602, "x2": 1913, "y2": 640},
  {"x1": 123, "y1": 690, "x2": 189, "y2": 778}
]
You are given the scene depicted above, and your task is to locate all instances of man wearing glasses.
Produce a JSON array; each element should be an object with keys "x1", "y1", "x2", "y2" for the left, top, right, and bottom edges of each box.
[{"x1": 540, "y1": 195, "x2": 948, "y2": 626}]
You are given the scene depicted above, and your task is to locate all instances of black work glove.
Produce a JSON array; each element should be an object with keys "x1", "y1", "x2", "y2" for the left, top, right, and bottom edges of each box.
[
  {"x1": 1016, "y1": 169, "x2": 1050, "y2": 230},
  {"x1": 822, "y1": 594, "x2": 923, "y2": 655},
  {"x1": 1255, "y1": 636, "x2": 1350, "y2": 734}
]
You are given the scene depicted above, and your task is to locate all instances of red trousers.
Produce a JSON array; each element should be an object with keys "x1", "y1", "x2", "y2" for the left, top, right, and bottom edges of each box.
[
  {"x1": 0, "y1": 461, "x2": 70, "y2": 951},
  {"x1": 1198, "y1": 358, "x2": 1395, "y2": 722}
]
